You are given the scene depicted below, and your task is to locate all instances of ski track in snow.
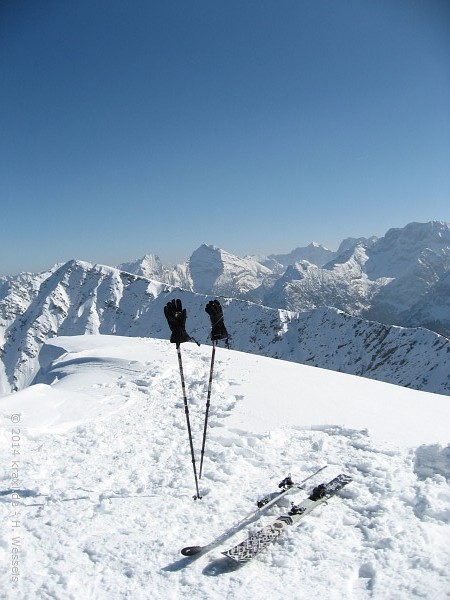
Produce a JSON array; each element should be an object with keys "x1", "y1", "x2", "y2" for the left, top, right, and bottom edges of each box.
[{"x1": 0, "y1": 337, "x2": 449, "y2": 599}]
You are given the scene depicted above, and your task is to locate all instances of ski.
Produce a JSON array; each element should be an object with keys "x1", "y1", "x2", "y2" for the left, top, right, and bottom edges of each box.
[
  {"x1": 181, "y1": 465, "x2": 327, "y2": 558},
  {"x1": 222, "y1": 473, "x2": 352, "y2": 564}
]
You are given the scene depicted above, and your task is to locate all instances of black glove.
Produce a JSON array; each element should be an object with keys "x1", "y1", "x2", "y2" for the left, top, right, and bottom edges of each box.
[
  {"x1": 164, "y1": 299, "x2": 191, "y2": 345},
  {"x1": 205, "y1": 299, "x2": 228, "y2": 342}
]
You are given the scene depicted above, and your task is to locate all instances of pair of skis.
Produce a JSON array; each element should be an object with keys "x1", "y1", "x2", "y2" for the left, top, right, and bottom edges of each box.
[
  {"x1": 181, "y1": 470, "x2": 352, "y2": 565},
  {"x1": 181, "y1": 465, "x2": 327, "y2": 558},
  {"x1": 164, "y1": 298, "x2": 228, "y2": 499}
]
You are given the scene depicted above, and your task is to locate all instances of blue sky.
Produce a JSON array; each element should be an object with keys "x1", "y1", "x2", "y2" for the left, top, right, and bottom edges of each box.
[{"x1": 1, "y1": 0, "x2": 449, "y2": 274}]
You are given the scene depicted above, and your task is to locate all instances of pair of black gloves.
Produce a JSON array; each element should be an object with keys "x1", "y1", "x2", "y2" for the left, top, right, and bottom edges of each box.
[{"x1": 164, "y1": 299, "x2": 228, "y2": 346}]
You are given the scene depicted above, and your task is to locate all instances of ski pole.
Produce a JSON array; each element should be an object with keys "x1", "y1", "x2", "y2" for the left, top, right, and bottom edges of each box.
[
  {"x1": 176, "y1": 344, "x2": 202, "y2": 500},
  {"x1": 199, "y1": 339, "x2": 217, "y2": 479},
  {"x1": 200, "y1": 300, "x2": 229, "y2": 479}
]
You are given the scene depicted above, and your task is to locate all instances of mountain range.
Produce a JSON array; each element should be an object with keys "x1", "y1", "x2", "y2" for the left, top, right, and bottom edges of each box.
[
  {"x1": 118, "y1": 221, "x2": 450, "y2": 337},
  {"x1": 1, "y1": 220, "x2": 449, "y2": 397}
]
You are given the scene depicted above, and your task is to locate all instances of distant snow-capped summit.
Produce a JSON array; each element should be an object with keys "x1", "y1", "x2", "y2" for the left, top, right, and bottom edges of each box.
[
  {"x1": 188, "y1": 244, "x2": 272, "y2": 296},
  {"x1": 117, "y1": 254, "x2": 164, "y2": 279},
  {"x1": 268, "y1": 242, "x2": 335, "y2": 267}
]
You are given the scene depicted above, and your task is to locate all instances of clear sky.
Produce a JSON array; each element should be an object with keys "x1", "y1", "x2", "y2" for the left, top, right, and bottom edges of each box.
[{"x1": 1, "y1": 0, "x2": 449, "y2": 275}]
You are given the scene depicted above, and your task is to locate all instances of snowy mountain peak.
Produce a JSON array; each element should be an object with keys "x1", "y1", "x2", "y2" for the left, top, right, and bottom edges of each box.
[
  {"x1": 269, "y1": 242, "x2": 335, "y2": 267},
  {"x1": 336, "y1": 236, "x2": 378, "y2": 256},
  {"x1": 117, "y1": 254, "x2": 164, "y2": 280},
  {"x1": 280, "y1": 262, "x2": 311, "y2": 281},
  {"x1": 188, "y1": 244, "x2": 271, "y2": 296},
  {"x1": 365, "y1": 220, "x2": 450, "y2": 279}
]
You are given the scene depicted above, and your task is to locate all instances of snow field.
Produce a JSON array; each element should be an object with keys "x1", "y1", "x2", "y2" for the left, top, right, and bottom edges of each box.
[{"x1": 0, "y1": 336, "x2": 449, "y2": 599}]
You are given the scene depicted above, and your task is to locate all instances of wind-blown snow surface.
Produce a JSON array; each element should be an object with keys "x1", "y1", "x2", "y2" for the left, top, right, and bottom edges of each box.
[{"x1": 1, "y1": 336, "x2": 449, "y2": 599}]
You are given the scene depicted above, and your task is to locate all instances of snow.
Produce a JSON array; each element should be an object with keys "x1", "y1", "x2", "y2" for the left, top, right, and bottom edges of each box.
[{"x1": 1, "y1": 335, "x2": 449, "y2": 599}]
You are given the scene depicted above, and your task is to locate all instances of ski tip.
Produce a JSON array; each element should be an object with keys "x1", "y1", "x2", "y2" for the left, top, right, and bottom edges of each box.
[{"x1": 181, "y1": 546, "x2": 202, "y2": 557}]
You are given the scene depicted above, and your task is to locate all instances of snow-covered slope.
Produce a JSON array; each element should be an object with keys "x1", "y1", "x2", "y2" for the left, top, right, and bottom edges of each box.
[
  {"x1": 1, "y1": 335, "x2": 449, "y2": 599},
  {"x1": 405, "y1": 271, "x2": 450, "y2": 334},
  {"x1": 1, "y1": 261, "x2": 449, "y2": 396},
  {"x1": 0, "y1": 260, "x2": 170, "y2": 392}
]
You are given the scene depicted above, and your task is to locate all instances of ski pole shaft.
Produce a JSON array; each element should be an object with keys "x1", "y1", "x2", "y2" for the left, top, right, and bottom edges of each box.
[
  {"x1": 293, "y1": 464, "x2": 328, "y2": 490},
  {"x1": 176, "y1": 345, "x2": 201, "y2": 500},
  {"x1": 199, "y1": 340, "x2": 216, "y2": 479}
]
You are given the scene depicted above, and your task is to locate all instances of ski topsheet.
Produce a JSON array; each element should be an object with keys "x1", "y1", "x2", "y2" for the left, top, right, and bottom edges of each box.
[
  {"x1": 181, "y1": 466, "x2": 327, "y2": 558},
  {"x1": 222, "y1": 473, "x2": 352, "y2": 564}
]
